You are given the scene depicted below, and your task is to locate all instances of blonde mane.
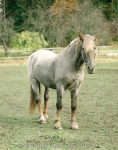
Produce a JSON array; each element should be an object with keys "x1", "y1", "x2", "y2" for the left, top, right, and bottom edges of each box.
[{"x1": 83, "y1": 35, "x2": 95, "y2": 52}]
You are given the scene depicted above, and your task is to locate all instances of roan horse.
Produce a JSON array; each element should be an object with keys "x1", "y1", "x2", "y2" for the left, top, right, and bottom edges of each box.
[{"x1": 27, "y1": 32, "x2": 99, "y2": 130}]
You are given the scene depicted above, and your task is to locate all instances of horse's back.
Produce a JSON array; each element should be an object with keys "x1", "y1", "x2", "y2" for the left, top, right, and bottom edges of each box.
[
  {"x1": 29, "y1": 49, "x2": 55, "y2": 61},
  {"x1": 28, "y1": 49, "x2": 56, "y2": 67}
]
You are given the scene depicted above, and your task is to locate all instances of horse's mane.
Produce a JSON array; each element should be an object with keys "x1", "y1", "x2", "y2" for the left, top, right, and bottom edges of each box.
[
  {"x1": 66, "y1": 38, "x2": 79, "y2": 52},
  {"x1": 67, "y1": 34, "x2": 93, "y2": 48},
  {"x1": 66, "y1": 35, "x2": 95, "y2": 52},
  {"x1": 70, "y1": 38, "x2": 79, "y2": 45}
]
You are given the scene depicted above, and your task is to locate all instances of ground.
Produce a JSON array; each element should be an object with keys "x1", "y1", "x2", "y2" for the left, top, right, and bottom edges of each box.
[{"x1": 0, "y1": 61, "x2": 118, "y2": 150}]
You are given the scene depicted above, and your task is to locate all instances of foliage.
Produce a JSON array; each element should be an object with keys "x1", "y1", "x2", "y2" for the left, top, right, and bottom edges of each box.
[
  {"x1": 24, "y1": 0, "x2": 109, "y2": 46},
  {"x1": 0, "y1": 15, "x2": 14, "y2": 43},
  {"x1": 48, "y1": 0, "x2": 79, "y2": 46},
  {"x1": 5, "y1": 0, "x2": 55, "y2": 31},
  {"x1": 0, "y1": 15, "x2": 14, "y2": 56},
  {"x1": 10, "y1": 31, "x2": 48, "y2": 49},
  {"x1": 23, "y1": 4, "x2": 51, "y2": 48},
  {"x1": 5, "y1": 0, "x2": 118, "y2": 30},
  {"x1": 1, "y1": 0, "x2": 118, "y2": 47},
  {"x1": 50, "y1": 0, "x2": 110, "y2": 46},
  {"x1": 77, "y1": 1, "x2": 109, "y2": 45},
  {"x1": 112, "y1": 0, "x2": 118, "y2": 22}
]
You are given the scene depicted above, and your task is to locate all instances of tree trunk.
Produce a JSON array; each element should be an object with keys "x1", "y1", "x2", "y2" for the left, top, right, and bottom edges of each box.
[
  {"x1": 111, "y1": 0, "x2": 113, "y2": 17},
  {"x1": 3, "y1": 0, "x2": 5, "y2": 19},
  {"x1": 117, "y1": 25, "x2": 118, "y2": 38},
  {"x1": 3, "y1": 39, "x2": 8, "y2": 57}
]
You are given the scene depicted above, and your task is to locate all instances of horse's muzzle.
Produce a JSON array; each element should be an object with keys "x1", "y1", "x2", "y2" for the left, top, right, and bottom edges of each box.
[{"x1": 87, "y1": 65, "x2": 95, "y2": 74}]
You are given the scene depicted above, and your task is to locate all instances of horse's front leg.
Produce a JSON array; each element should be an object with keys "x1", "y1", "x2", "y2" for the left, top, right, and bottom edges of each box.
[
  {"x1": 54, "y1": 85, "x2": 64, "y2": 130},
  {"x1": 71, "y1": 89, "x2": 79, "y2": 129}
]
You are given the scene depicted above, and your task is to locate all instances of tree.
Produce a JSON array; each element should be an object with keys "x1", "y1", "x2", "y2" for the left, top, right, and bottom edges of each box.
[
  {"x1": 49, "y1": 0, "x2": 109, "y2": 46},
  {"x1": 24, "y1": 0, "x2": 110, "y2": 46},
  {"x1": 49, "y1": 0, "x2": 79, "y2": 46},
  {"x1": 2, "y1": 0, "x2": 113, "y2": 48},
  {"x1": 23, "y1": 4, "x2": 50, "y2": 47},
  {"x1": 112, "y1": 0, "x2": 118, "y2": 21},
  {"x1": 0, "y1": 15, "x2": 14, "y2": 56},
  {"x1": 5, "y1": 0, "x2": 55, "y2": 32}
]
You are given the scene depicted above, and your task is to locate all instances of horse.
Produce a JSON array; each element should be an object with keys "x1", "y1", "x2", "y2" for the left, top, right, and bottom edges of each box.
[{"x1": 27, "y1": 32, "x2": 99, "y2": 130}]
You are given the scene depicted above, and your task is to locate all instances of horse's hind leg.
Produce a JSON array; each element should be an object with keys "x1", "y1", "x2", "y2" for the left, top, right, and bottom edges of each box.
[
  {"x1": 31, "y1": 79, "x2": 46, "y2": 124},
  {"x1": 43, "y1": 87, "x2": 49, "y2": 120}
]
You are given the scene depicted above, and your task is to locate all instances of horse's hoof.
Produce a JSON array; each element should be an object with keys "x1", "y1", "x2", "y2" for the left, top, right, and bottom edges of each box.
[
  {"x1": 44, "y1": 114, "x2": 49, "y2": 121},
  {"x1": 39, "y1": 116, "x2": 46, "y2": 124},
  {"x1": 71, "y1": 122, "x2": 78, "y2": 130},
  {"x1": 54, "y1": 121, "x2": 62, "y2": 130}
]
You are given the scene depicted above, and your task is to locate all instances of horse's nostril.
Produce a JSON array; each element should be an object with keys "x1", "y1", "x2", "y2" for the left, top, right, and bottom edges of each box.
[
  {"x1": 88, "y1": 65, "x2": 94, "y2": 70},
  {"x1": 88, "y1": 66, "x2": 90, "y2": 70},
  {"x1": 87, "y1": 65, "x2": 95, "y2": 74},
  {"x1": 88, "y1": 66, "x2": 91, "y2": 71}
]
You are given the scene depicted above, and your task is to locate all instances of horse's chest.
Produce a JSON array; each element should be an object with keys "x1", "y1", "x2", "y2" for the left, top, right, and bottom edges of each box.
[{"x1": 64, "y1": 73, "x2": 84, "y2": 90}]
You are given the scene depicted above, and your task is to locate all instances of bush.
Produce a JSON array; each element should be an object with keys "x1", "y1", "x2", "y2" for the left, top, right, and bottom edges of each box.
[{"x1": 10, "y1": 31, "x2": 48, "y2": 49}]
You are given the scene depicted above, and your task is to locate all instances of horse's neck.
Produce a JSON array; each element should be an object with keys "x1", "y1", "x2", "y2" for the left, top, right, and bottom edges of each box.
[
  {"x1": 66, "y1": 40, "x2": 84, "y2": 70},
  {"x1": 57, "y1": 40, "x2": 84, "y2": 71}
]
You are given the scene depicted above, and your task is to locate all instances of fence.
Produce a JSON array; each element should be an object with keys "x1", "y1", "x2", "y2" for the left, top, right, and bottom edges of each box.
[{"x1": 0, "y1": 46, "x2": 118, "y2": 60}]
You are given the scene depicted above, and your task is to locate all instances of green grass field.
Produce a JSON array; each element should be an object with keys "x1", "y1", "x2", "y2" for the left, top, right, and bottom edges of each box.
[{"x1": 0, "y1": 62, "x2": 118, "y2": 150}]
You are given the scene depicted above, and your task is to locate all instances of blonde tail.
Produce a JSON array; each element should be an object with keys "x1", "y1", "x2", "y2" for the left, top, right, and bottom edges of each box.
[{"x1": 29, "y1": 85, "x2": 37, "y2": 114}]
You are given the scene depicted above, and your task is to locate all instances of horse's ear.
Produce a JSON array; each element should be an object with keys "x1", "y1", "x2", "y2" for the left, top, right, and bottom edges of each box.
[
  {"x1": 94, "y1": 33, "x2": 99, "y2": 42},
  {"x1": 78, "y1": 32, "x2": 83, "y2": 42}
]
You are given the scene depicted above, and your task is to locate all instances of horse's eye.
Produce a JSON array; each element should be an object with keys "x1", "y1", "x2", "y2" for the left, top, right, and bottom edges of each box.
[
  {"x1": 94, "y1": 46, "x2": 96, "y2": 50},
  {"x1": 82, "y1": 48, "x2": 84, "y2": 51}
]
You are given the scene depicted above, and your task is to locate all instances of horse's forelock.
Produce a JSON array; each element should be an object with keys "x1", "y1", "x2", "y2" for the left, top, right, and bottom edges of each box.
[{"x1": 83, "y1": 35, "x2": 94, "y2": 52}]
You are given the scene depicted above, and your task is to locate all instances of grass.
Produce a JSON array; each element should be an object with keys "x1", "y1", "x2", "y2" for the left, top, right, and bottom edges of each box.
[{"x1": 0, "y1": 62, "x2": 118, "y2": 150}]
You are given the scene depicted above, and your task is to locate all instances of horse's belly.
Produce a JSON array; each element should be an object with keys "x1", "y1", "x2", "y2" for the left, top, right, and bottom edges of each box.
[{"x1": 39, "y1": 75, "x2": 56, "y2": 89}]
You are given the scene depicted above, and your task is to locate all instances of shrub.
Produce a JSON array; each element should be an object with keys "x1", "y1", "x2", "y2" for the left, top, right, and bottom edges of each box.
[{"x1": 10, "y1": 31, "x2": 48, "y2": 49}]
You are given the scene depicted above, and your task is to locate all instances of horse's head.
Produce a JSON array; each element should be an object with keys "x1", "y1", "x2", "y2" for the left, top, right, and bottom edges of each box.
[{"x1": 78, "y1": 32, "x2": 99, "y2": 74}]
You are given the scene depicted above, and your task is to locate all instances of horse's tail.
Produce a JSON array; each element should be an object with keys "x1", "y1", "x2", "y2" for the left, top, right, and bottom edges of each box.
[{"x1": 29, "y1": 84, "x2": 41, "y2": 114}]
